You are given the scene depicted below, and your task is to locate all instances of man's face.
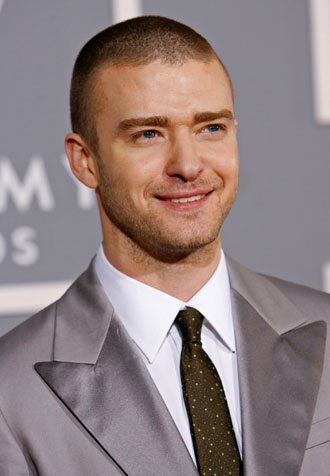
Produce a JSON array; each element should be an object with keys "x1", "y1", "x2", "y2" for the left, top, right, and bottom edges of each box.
[{"x1": 92, "y1": 59, "x2": 239, "y2": 261}]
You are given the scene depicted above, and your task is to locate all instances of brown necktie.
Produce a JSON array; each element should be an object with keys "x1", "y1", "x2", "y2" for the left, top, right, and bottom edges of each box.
[{"x1": 176, "y1": 307, "x2": 242, "y2": 476}]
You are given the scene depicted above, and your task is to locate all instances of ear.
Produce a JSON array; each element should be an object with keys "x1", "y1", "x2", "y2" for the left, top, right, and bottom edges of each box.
[{"x1": 65, "y1": 133, "x2": 99, "y2": 189}]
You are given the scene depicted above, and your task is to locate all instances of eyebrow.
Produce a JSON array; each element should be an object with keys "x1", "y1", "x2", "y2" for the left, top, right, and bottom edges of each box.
[
  {"x1": 118, "y1": 116, "x2": 169, "y2": 131},
  {"x1": 194, "y1": 109, "x2": 234, "y2": 123},
  {"x1": 117, "y1": 109, "x2": 234, "y2": 132}
]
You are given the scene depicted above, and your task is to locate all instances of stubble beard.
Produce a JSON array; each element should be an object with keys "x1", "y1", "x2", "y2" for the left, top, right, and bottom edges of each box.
[{"x1": 97, "y1": 167, "x2": 238, "y2": 264}]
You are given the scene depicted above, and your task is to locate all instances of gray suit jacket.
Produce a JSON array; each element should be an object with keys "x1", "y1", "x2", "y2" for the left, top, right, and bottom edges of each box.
[{"x1": 0, "y1": 256, "x2": 330, "y2": 476}]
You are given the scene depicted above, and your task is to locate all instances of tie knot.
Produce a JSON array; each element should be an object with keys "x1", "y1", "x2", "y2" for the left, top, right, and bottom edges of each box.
[{"x1": 176, "y1": 307, "x2": 204, "y2": 343}]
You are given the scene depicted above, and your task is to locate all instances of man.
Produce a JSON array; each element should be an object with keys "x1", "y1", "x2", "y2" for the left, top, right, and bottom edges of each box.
[{"x1": 0, "y1": 15, "x2": 329, "y2": 476}]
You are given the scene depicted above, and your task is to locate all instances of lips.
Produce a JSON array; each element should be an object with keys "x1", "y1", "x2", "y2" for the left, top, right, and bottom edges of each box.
[
  {"x1": 156, "y1": 190, "x2": 212, "y2": 202},
  {"x1": 154, "y1": 190, "x2": 213, "y2": 211},
  {"x1": 168, "y1": 194, "x2": 206, "y2": 203}
]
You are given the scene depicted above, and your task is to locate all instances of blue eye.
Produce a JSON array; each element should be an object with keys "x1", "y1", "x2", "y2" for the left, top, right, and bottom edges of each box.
[
  {"x1": 131, "y1": 129, "x2": 161, "y2": 144},
  {"x1": 201, "y1": 124, "x2": 227, "y2": 135},
  {"x1": 142, "y1": 130, "x2": 157, "y2": 139},
  {"x1": 206, "y1": 124, "x2": 220, "y2": 132}
]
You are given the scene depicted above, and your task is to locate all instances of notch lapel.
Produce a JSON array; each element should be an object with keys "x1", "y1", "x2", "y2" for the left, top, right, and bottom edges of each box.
[
  {"x1": 227, "y1": 256, "x2": 326, "y2": 476},
  {"x1": 35, "y1": 261, "x2": 198, "y2": 476}
]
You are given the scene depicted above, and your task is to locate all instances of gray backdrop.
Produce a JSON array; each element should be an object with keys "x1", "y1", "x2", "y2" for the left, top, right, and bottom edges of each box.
[{"x1": 0, "y1": 0, "x2": 329, "y2": 336}]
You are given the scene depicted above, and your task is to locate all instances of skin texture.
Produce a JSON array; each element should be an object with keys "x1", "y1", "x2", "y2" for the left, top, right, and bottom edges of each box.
[{"x1": 65, "y1": 59, "x2": 239, "y2": 300}]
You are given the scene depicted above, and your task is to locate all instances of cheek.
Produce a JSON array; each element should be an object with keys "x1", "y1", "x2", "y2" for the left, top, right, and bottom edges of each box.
[
  {"x1": 225, "y1": 158, "x2": 239, "y2": 187},
  {"x1": 109, "y1": 166, "x2": 155, "y2": 205},
  {"x1": 124, "y1": 165, "x2": 164, "y2": 200},
  {"x1": 211, "y1": 153, "x2": 239, "y2": 180},
  {"x1": 205, "y1": 137, "x2": 238, "y2": 164},
  {"x1": 108, "y1": 145, "x2": 164, "y2": 183}
]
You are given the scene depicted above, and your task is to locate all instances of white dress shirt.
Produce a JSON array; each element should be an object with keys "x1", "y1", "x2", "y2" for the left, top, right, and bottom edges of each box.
[{"x1": 94, "y1": 245, "x2": 242, "y2": 463}]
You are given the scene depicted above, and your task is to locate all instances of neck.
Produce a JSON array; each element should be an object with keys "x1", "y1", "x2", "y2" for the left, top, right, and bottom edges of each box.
[{"x1": 102, "y1": 234, "x2": 222, "y2": 302}]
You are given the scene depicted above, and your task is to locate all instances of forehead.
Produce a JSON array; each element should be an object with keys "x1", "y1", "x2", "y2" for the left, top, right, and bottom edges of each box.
[{"x1": 93, "y1": 59, "x2": 233, "y2": 122}]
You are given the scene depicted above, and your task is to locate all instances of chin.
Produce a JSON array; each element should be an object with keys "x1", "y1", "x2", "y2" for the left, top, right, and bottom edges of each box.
[{"x1": 140, "y1": 230, "x2": 221, "y2": 263}]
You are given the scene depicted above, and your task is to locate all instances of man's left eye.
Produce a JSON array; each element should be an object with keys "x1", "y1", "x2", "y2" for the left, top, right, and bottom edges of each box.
[
  {"x1": 203, "y1": 124, "x2": 222, "y2": 133},
  {"x1": 141, "y1": 130, "x2": 158, "y2": 139}
]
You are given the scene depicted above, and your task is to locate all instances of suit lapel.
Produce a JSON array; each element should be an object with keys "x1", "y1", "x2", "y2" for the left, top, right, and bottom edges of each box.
[
  {"x1": 34, "y1": 255, "x2": 327, "y2": 476},
  {"x1": 35, "y1": 261, "x2": 198, "y2": 476},
  {"x1": 227, "y1": 257, "x2": 326, "y2": 476}
]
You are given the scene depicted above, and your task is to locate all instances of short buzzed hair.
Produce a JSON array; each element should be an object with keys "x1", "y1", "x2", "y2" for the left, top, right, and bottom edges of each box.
[{"x1": 70, "y1": 15, "x2": 232, "y2": 153}]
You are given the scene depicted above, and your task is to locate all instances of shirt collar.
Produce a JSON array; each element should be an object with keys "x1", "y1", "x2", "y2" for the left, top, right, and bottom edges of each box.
[
  {"x1": 94, "y1": 245, "x2": 235, "y2": 363},
  {"x1": 187, "y1": 254, "x2": 235, "y2": 352}
]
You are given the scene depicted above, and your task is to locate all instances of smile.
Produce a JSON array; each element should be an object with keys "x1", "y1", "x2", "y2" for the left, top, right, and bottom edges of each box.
[
  {"x1": 155, "y1": 191, "x2": 212, "y2": 210},
  {"x1": 169, "y1": 194, "x2": 206, "y2": 203}
]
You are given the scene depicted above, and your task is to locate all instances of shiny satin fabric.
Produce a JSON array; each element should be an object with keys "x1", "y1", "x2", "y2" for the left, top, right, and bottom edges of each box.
[{"x1": 0, "y1": 255, "x2": 330, "y2": 475}]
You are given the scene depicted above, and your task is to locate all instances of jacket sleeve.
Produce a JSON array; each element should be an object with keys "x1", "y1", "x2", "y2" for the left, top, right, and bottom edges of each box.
[{"x1": 0, "y1": 407, "x2": 35, "y2": 476}]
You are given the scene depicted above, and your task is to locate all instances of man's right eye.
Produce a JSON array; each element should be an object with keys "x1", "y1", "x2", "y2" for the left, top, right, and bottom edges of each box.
[{"x1": 133, "y1": 130, "x2": 158, "y2": 140}]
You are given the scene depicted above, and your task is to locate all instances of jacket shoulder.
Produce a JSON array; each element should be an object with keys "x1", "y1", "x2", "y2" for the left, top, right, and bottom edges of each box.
[
  {"x1": 255, "y1": 272, "x2": 330, "y2": 329},
  {"x1": 226, "y1": 254, "x2": 330, "y2": 325},
  {"x1": 0, "y1": 259, "x2": 97, "y2": 363},
  {"x1": 265, "y1": 273, "x2": 330, "y2": 316},
  {"x1": 0, "y1": 303, "x2": 56, "y2": 374}
]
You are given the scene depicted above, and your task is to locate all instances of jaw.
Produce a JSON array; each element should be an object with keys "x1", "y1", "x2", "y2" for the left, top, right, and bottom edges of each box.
[
  {"x1": 104, "y1": 209, "x2": 224, "y2": 268},
  {"x1": 100, "y1": 185, "x2": 235, "y2": 264}
]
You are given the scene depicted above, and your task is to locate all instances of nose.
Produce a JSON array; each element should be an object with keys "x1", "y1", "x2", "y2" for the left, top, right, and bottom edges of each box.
[{"x1": 165, "y1": 130, "x2": 203, "y2": 182}]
